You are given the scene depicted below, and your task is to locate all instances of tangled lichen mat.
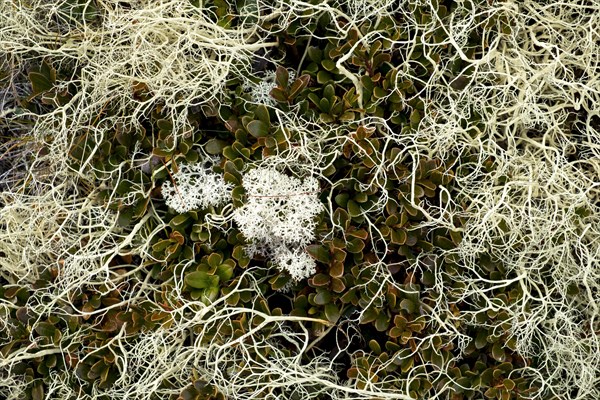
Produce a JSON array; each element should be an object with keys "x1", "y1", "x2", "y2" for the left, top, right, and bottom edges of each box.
[{"x1": 1, "y1": 0, "x2": 599, "y2": 399}]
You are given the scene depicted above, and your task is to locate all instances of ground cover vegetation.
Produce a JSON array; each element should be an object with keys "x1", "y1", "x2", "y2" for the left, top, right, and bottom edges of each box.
[{"x1": 1, "y1": 0, "x2": 599, "y2": 399}]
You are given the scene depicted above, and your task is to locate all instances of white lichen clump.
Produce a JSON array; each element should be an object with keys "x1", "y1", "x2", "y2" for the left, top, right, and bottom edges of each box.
[
  {"x1": 162, "y1": 160, "x2": 232, "y2": 213},
  {"x1": 273, "y1": 246, "x2": 318, "y2": 282},
  {"x1": 243, "y1": 69, "x2": 295, "y2": 105},
  {"x1": 233, "y1": 167, "x2": 323, "y2": 280}
]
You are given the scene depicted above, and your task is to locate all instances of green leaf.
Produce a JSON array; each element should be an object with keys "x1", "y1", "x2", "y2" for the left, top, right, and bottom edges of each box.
[
  {"x1": 288, "y1": 75, "x2": 310, "y2": 100},
  {"x1": 346, "y1": 237, "x2": 365, "y2": 254},
  {"x1": 321, "y1": 59, "x2": 336, "y2": 71},
  {"x1": 339, "y1": 111, "x2": 355, "y2": 121},
  {"x1": 39, "y1": 60, "x2": 56, "y2": 82},
  {"x1": 303, "y1": 62, "x2": 319, "y2": 74},
  {"x1": 31, "y1": 381, "x2": 44, "y2": 400},
  {"x1": 313, "y1": 290, "x2": 332, "y2": 305},
  {"x1": 269, "y1": 272, "x2": 290, "y2": 291},
  {"x1": 232, "y1": 245, "x2": 250, "y2": 264},
  {"x1": 157, "y1": 119, "x2": 173, "y2": 135},
  {"x1": 185, "y1": 271, "x2": 219, "y2": 289},
  {"x1": 330, "y1": 260, "x2": 344, "y2": 278},
  {"x1": 503, "y1": 378, "x2": 515, "y2": 391},
  {"x1": 368, "y1": 339, "x2": 382, "y2": 354},
  {"x1": 190, "y1": 289, "x2": 203, "y2": 300},
  {"x1": 347, "y1": 200, "x2": 362, "y2": 217},
  {"x1": 170, "y1": 214, "x2": 189, "y2": 228},
  {"x1": 203, "y1": 286, "x2": 220, "y2": 303},
  {"x1": 306, "y1": 244, "x2": 330, "y2": 264},
  {"x1": 275, "y1": 66, "x2": 289, "y2": 88},
  {"x1": 361, "y1": 75, "x2": 375, "y2": 93},
  {"x1": 307, "y1": 46, "x2": 323, "y2": 63},
  {"x1": 430, "y1": 351, "x2": 444, "y2": 369},
  {"x1": 295, "y1": 294, "x2": 308, "y2": 309},
  {"x1": 333, "y1": 207, "x2": 350, "y2": 230},
  {"x1": 372, "y1": 53, "x2": 391, "y2": 69},
  {"x1": 323, "y1": 84, "x2": 335, "y2": 103},
  {"x1": 311, "y1": 273, "x2": 330, "y2": 287},
  {"x1": 118, "y1": 206, "x2": 136, "y2": 226},
  {"x1": 246, "y1": 120, "x2": 269, "y2": 138},
  {"x1": 373, "y1": 87, "x2": 387, "y2": 99},
  {"x1": 205, "y1": 138, "x2": 228, "y2": 155},
  {"x1": 307, "y1": 92, "x2": 321, "y2": 108},
  {"x1": 360, "y1": 307, "x2": 378, "y2": 324},
  {"x1": 317, "y1": 70, "x2": 332, "y2": 84},
  {"x1": 389, "y1": 327, "x2": 403, "y2": 339},
  {"x1": 224, "y1": 171, "x2": 240, "y2": 186},
  {"x1": 434, "y1": 235, "x2": 455, "y2": 250},
  {"x1": 216, "y1": 262, "x2": 234, "y2": 282},
  {"x1": 222, "y1": 145, "x2": 237, "y2": 160},
  {"x1": 330, "y1": 276, "x2": 345, "y2": 293},
  {"x1": 375, "y1": 313, "x2": 390, "y2": 332},
  {"x1": 254, "y1": 104, "x2": 271, "y2": 125},
  {"x1": 474, "y1": 329, "x2": 488, "y2": 349},
  {"x1": 152, "y1": 239, "x2": 174, "y2": 253},
  {"x1": 492, "y1": 342, "x2": 506, "y2": 362},
  {"x1": 207, "y1": 253, "x2": 223, "y2": 268},
  {"x1": 400, "y1": 299, "x2": 416, "y2": 314},
  {"x1": 270, "y1": 87, "x2": 288, "y2": 102},
  {"x1": 28, "y1": 71, "x2": 54, "y2": 97},
  {"x1": 324, "y1": 303, "x2": 340, "y2": 323},
  {"x1": 35, "y1": 322, "x2": 57, "y2": 337},
  {"x1": 318, "y1": 98, "x2": 331, "y2": 113},
  {"x1": 409, "y1": 109, "x2": 421, "y2": 128},
  {"x1": 231, "y1": 185, "x2": 245, "y2": 207},
  {"x1": 391, "y1": 229, "x2": 407, "y2": 245}
]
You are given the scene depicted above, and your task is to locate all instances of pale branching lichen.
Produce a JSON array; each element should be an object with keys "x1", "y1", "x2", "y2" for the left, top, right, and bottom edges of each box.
[
  {"x1": 233, "y1": 167, "x2": 322, "y2": 280},
  {"x1": 162, "y1": 159, "x2": 232, "y2": 214}
]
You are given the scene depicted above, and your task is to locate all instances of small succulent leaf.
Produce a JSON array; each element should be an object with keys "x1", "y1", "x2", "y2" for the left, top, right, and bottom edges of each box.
[
  {"x1": 323, "y1": 84, "x2": 335, "y2": 102},
  {"x1": 329, "y1": 261, "x2": 344, "y2": 278},
  {"x1": 346, "y1": 237, "x2": 365, "y2": 254},
  {"x1": 313, "y1": 290, "x2": 332, "y2": 305},
  {"x1": 409, "y1": 109, "x2": 421, "y2": 128},
  {"x1": 216, "y1": 263, "x2": 234, "y2": 282},
  {"x1": 311, "y1": 273, "x2": 330, "y2": 286},
  {"x1": 333, "y1": 208, "x2": 350, "y2": 230},
  {"x1": 307, "y1": 46, "x2": 323, "y2": 63},
  {"x1": 360, "y1": 307, "x2": 378, "y2": 324},
  {"x1": 205, "y1": 138, "x2": 228, "y2": 155},
  {"x1": 203, "y1": 286, "x2": 220, "y2": 303},
  {"x1": 330, "y1": 277, "x2": 345, "y2": 293},
  {"x1": 246, "y1": 120, "x2": 269, "y2": 138},
  {"x1": 306, "y1": 244, "x2": 330, "y2": 264},
  {"x1": 207, "y1": 253, "x2": 223, "y2": 268},
  {"x1": 503, "y1": 379, "x2": 515, "y2": 391},
  {"x1": 324, "y1": 303, "x2": 340, "y2": 323},
  {"x1": 368, "y1": 339, "x2": 382, "y2": 354},
  {"x1": 35, "y1": 322, "x2": 57, "y2": 337},
  {"x1": 400, "y1": 299, "x2": 416, "y2": 314},
  {"x1": 316, "y1": 70, "x2": 332, "y2": 84},
  {"x1": 28, "y1": 72, "x2": 53, "y2": 95},
  {"x1": 492, "y1": 342, "x2": 506, "y2": 362},
  {"x1": 375, "y1": 313, "x2": 390, "y2": 332},
  {"x1": 185, "y1": 271, "x2": 218, "y2": 289},
  {"x1": 288, "y1": 74, "x2": 310, "y2": 100},
  {"x1": 31, "y1": 381, "x2": 44, "y2": 400},
  {"x1": 347, "y1": 200, "x2": 362, "y2": 217},
  {"x1": 275, "y1": 66, "x2": 289, "y2": 88},
  {"x1": 254, "y1": 104, "x2": 271, "y2": 125},
  {"x1": 321, "y1": 59, "x2": 336, "y2": 71},
  {"x1": 270, "y1": 87, "x2": 288, "y2": 102}
]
